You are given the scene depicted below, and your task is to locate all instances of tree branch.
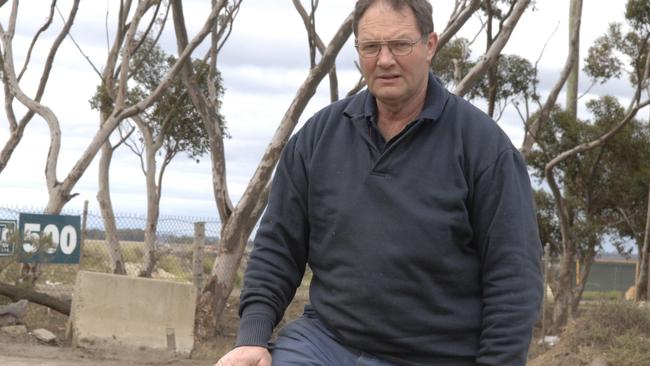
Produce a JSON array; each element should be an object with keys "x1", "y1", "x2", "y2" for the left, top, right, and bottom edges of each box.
[{"x1": 454, "y1": 0, "x2": 530, "y2": 97}]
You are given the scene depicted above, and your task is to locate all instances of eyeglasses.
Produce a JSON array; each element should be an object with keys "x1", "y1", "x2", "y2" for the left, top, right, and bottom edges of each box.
[{"x1": 355, "y1": 35, "x2": 426, "y2": 58}]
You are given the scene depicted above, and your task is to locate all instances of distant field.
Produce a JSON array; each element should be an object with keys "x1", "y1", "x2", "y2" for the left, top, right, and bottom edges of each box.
[{"x1": 0, "y1": 239, "x2": 219, "y2": 298}]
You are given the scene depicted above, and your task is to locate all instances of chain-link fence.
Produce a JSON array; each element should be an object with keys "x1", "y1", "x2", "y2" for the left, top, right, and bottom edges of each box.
[{"x1": 0, "y1": 204, "x2": 221, "y2": 300}]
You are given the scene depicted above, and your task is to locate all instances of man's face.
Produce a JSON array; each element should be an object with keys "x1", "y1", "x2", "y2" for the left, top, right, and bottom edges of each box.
[{"x1": 356, "y1": 2, "x2": 437, "y2": 108}]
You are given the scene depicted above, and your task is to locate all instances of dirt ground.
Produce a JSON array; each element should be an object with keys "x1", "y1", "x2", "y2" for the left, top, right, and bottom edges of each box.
[{"x1": 0, "y1": 287, "x2": 310, "y2": 366}]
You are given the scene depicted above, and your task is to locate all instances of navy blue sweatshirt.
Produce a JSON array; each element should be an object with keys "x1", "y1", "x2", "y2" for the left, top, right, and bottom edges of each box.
[{"x1": 237, "y1": 74, "x2": 543, "y2": 366}]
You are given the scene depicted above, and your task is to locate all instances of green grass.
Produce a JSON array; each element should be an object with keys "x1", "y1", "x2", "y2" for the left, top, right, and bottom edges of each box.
[{"x1": 581, "y1": 290, "x2": 624, "y2": 301}]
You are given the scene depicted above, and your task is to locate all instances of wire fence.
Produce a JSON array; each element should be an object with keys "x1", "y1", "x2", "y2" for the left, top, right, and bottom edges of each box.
[{"x1": 0, "y1": 203, "x2": 222, "y2": 300}]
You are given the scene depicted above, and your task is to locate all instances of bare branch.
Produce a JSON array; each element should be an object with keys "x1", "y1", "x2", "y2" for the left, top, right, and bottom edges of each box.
[
  {"x1": 454, "y1": 0, "x2": 530, "y2": 96},
  {"x1": 521, "y1": 1, "x2": 581, "y2": 157},
  {"x1": 54, "y1": 5, "x2": 103, "y2": 79},
  {"x1": 51, "y1": 0, "x2": 225, "y2": 210},
  {"x1": 173, "y1": 0, "x2": 234, "y2": 221},
  {"x1": 292, "y1": 0, "x2": 339, "y2": 101},
  {"x1": 17, "y1": 0, "x2": 56, "y2": 81},
  {"x1": 127, "y1": 0, "x2": 170, "y2": 80},
  {"x1": 437, "y1": 0, "x2": 481, "y2": 52},
  {"x1": 114, "y1": 122, "x2": 136, "y2": 151},
  {"x1": 215, "y1": 1, "x2": 242, "y2": 53},
  {"x1": 222, "y1": 12, "x2": 354, "y2": 252}
]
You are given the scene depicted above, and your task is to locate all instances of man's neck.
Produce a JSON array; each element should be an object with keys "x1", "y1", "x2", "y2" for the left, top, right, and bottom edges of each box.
[{"x1": 376, "y1": 92, "x2": 426, "y2": 141}]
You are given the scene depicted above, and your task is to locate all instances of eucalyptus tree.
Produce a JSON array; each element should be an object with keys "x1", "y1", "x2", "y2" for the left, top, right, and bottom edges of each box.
[
  {"x1": 1, "y1": 0, "x2": 222, "y2": 284},
  {"x1": 92, "y1": 34, "x2": 221, "y2": 277},
  {"x1": 529, "y1": 98, "x2": 650, "y2": 324},
  {"x1": 539, "y1": 0, "x2": 650, "y2": 328},
  {"x1": 480, "y1": 0, "x2": 526, "y2": 117}
]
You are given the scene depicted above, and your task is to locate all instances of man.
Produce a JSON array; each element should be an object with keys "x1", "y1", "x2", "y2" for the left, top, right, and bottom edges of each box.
[{"x1": 216, "y1": 0, "x2": 542, "y2": 365}]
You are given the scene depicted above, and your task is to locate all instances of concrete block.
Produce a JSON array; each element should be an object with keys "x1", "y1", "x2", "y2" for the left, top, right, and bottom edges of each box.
[{"x1": 69, "y1": 271, "x2": 197, "y2": 354}]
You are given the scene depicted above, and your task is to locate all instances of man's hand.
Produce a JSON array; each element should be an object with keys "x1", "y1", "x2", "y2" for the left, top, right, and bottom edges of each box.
[{"x1": 215, "y1": 346, "x2": 271, "y2": 366}]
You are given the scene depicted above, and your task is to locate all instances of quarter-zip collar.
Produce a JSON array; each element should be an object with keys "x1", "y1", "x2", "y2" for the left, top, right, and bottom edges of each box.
[{"x1": 344, "y1": 72, "x2": 450, "y2": 161}]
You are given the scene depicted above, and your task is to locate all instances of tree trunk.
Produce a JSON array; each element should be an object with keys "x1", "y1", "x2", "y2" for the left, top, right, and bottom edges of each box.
[
  {"x1": 571, "y1": 244, "x2": 596, "y2": 315},
  {"x1": 0, "y1": 282, "x2": 70, "y2": 315},
  {"x1": 195, "y1": 181, "x2": 271, "y2": 341},
  {"x1": 565, "y1": 0, "x2": 581, "y2": 118},
  {"x1": 138, "y1": 131, "x2": 161, "y2": 278},
  {"x1": 97, "y1": 141, "x2": 127, "y2": 275},
  {"x1": 552, "y1": 243, "x2": 574, "y2": 332},
  {"x1": 636, "y1": 184, "x2": 650, "y2": 301},
  {"x1": 191, "y1": 13, "x2": 354, "y2": 341},
  {"x1": 521, "y1": 0, "x2": 582, "y2": 157}
]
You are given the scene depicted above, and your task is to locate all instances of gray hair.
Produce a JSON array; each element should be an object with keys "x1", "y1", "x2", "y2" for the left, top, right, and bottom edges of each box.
[{"x1": 353, "y1": 0, "x2": 434, "y2": 37}]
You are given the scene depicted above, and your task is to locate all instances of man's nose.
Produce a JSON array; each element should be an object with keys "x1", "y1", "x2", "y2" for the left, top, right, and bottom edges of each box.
[{"x1": 376, "y1": 45, "x2": 395, "y2": 65}]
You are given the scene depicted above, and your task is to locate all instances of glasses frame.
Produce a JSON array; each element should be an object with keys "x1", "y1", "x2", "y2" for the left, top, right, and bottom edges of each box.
[{"x1": 354, "y1": 35, "x2": 427, "y2": 58}]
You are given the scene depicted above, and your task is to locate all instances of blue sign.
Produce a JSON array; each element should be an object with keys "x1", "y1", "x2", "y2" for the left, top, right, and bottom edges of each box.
[
  {"x1": 17, "y1": 213, "x2": 81, "y2": 264},
  {"x1": 0, "y1": 220, "x2": 17, "y2": 256}
]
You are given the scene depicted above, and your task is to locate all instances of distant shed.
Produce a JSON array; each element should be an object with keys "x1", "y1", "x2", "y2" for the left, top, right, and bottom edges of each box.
[{"x1": 581, "y1": 253, "x2": 638, "y2": 292}]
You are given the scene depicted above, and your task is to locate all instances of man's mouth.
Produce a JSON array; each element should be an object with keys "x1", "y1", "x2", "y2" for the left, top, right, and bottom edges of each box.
[{"x1": 377, "y1": 74, "x2": 400, "y2": 80}]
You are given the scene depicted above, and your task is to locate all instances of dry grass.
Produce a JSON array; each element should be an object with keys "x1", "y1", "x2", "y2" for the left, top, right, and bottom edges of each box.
[{"x1": 528, "y1": 301, "x2": 650, "y2": 366}]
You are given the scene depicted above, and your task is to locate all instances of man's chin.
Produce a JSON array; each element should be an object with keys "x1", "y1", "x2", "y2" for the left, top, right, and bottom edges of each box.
[{"x1": 373, "y1": 90, "x2": 405, "y2": 105}]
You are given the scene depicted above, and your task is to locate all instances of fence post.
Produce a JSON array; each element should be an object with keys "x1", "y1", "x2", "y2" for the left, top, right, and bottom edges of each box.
[
  {"x1": 193, "y1": 222, "x2": 205, "y2": 290},
  {"x1": 541, "y1": 244, "x2": 550, "y2": 343},
  {"x1": 79, "y1": 200, "x2": 89, "y2": 268}
]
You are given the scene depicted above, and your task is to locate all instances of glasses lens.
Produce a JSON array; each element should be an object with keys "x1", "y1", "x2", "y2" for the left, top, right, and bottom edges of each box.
[
  {"x1": 389, "y1": 40, "x2": 413, "y2": 56},
  {"x1": 358, "y1": 42, "x2": 380, "y2": 57}
]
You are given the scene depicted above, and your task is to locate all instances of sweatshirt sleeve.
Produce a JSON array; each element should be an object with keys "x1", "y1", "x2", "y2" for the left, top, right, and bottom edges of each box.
[
  {"x1": 471, "y1": 148, "x2": 543, "y2": 366},
  {"x1": 235, "y1": 134, "x2": 310, "y2": 347}
]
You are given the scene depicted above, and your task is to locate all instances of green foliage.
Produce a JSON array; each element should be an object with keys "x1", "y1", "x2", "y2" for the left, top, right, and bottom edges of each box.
[
  {"x1": 534, "y1": 189, "x2": 561, "y2": 255},
  {"x1": 581, "y1": 290, "x2": 624, "y2": 301},
  {"x1": 468, "y1": 54, "x2": 538, "y2": 104},
  {"x1": 625, "y1": 0, "x2": 650, "y2": 32},
  {"x1": 89, "y1": 33, "x2": 227, "y2": 164},
  {"x1": 431, "y1": 38, "x2": 472, "y2": 86},
  {"x1": 432, "y1": 38, "x2": 538, "y2": 112},
  {"x1": 584, "y1": 27, "x2": 624, "y2": 84},
  {"x1": 585, "y1": 0, "x2": 650, "y2": 86},
  {"x1": 479, "y1": 0, "x2": 522, "y2": 24},
  {"x1": 528, "y1": 95, "x2": 650, "y2": 258}
]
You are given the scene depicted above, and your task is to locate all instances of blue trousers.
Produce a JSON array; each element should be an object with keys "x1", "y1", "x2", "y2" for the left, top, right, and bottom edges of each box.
[{"x1": 270, "y1": 306, "x2": 397, "y2": 366}]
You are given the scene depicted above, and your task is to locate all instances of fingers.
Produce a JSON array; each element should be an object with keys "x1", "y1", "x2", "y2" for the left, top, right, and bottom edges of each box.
[{"x1": 214, "y1": 346, "x2": 271, "y2": 366}]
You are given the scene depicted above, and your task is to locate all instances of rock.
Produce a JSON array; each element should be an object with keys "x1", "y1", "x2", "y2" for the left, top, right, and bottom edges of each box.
[
  {"x1": 32, "y1": 328, "x2": 57, "y2": 344},
  {"x1": 537, "y1": 335, "x2": 560, "y2": 347},
  {"x1": 1, "y1": 324, "x2": 28, "y2": 336},
  {"x1": 590, "y1": 356, "x2": 608, "y2": 366},
  {"x1": 0, "y1": 299, "x2": 29, "y2": 318}
]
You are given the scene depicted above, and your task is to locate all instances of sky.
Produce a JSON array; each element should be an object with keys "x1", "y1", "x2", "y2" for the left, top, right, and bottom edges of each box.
[{"x1": 0, "y1": 0, "x2": 636, "y2": 220}]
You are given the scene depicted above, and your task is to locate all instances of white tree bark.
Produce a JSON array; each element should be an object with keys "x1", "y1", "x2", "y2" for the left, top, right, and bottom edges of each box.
[
  {"x1": 0, "y1": 0, "x2": 79, "y2": 175},
  {"x1": 40, "y1": 0, "x2": 223, "y2": 213},
  {"x1": 635, "y1": 185, "x2": 650, "y2": 301},
  {"x1": 453, "y1": 0, "x2": 531, "y2": 97},
  {"x1": 521, "y1": 0, "x2": 582, "y2": 157},
  {"x1": 97, "y1": 141, "x2": 127, "y2": 275}
]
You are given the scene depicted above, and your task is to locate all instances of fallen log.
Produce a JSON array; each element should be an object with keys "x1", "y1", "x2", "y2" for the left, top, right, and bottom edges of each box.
[{"x1": 0, "y1": 282, "x2": 70, "y2": 315}]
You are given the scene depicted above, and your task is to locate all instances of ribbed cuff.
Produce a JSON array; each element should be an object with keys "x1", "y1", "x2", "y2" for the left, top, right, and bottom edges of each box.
[{"x1": 235, "y1": 303, "x2": 276, "y2": 347}]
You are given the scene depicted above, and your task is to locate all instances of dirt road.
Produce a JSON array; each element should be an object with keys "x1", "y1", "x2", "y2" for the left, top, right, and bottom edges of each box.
[{"x1": 0, "y1": 339, "x2": 216, "y2": 366}]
